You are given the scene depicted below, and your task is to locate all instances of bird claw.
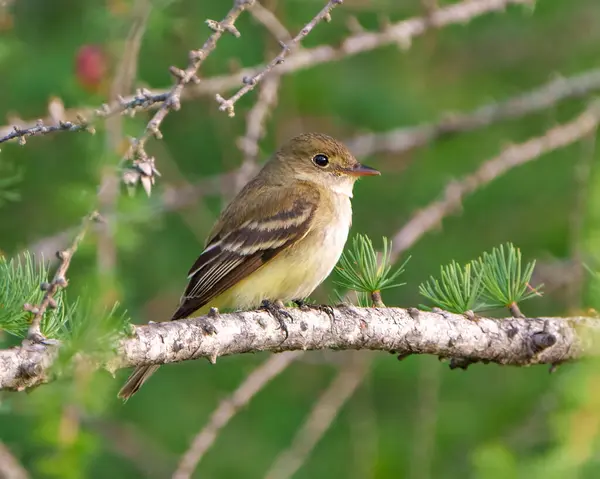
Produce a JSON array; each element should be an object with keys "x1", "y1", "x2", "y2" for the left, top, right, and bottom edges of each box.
[
  {"x1": 261, "y1": 300, "x2": 293, "y2": 341},
  {"x1": 293, "y1": 300, "x2": 335, "y2": 321}
]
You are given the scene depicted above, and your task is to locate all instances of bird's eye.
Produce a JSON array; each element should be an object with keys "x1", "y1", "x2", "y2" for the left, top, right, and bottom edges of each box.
[{"x1": 312, "y1": 154, "x2": 329, "y2": 168}]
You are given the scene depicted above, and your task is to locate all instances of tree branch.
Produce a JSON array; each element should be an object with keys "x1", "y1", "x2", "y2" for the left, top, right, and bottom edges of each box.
[
  {"x1": 26, "y1": 67, "x2": 600, "y2": 265},
  {"x1": 215, "y1": 0, "x2": 343, "y2": 116},
  {"x1": 173, "y1": 351, "x2": 303, "y2": 479},
  {"x1": 2, "y1": 306, "x2": 599, "y2": 392},
  {"x1": 264, "y1": 355, "x2": 369, "y2": 479},
  {"x1": 391, "y1": 103, "x2": 600, "y2": 259},
  {"x1": 25, "y1": 213, "x2": 97, "y2": 341},
  {"x1": 121, "y1": 0, "x2": 255, "y2": 194},
  {"x1": 0, "y1": 441, "x2": 29, "y2": 479},
  {"x1": 347, "y1": 69, "x2": 600, "y2": 157},
  {"x1": 0, "y1": 0, "x2": 532, "y2": 146}
]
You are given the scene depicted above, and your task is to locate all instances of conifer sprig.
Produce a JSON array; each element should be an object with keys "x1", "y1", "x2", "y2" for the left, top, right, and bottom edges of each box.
[
  {"x1": 419, "y1": 243, "x2": 542, "y2": 315},
  {"x1": 419, "y1": 261, "x2": 486, "y2": 314},
  {"x1": 335, "y1": 234, "x2": 409, "y2": 306},
  {"x1": 0, "y1": 253, "x2": 69, "y2": 338}
]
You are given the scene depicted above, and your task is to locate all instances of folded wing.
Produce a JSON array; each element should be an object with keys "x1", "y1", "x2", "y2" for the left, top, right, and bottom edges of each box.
[{"x1": 171, "y1": 186, "x2": 318, "y2": 320}]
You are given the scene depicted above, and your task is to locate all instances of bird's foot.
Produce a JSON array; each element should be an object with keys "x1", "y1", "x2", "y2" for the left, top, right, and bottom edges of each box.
[
  {"x1": 261, "y1": 299, "x2": 293, "y2": 341},
  {"x1": 293, "y1": 299, "x2": 335, "y2": 321}
]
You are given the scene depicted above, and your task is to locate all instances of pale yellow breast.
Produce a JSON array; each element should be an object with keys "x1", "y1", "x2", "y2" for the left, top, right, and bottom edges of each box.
[{"x1": 211, "y1": 192, "x2": 352, "y2": 310}]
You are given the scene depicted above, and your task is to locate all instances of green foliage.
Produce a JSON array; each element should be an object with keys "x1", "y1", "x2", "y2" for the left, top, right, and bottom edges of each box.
[
  {"x1": 1, "y1": 0, "x2": 599, "y2": 477},
  {"x1": 59, "y1": 300, "x2": 130, "y2": 362},
  {"x1": 419, "y1": 243, "x2": 542, "y2": 313},
  {"x1": 419, "y1": 261, "x2": 486, "y2": 314},
  {"x1": 334, "y1": 234, "x2": 409, "y2": 299},
  {"x1": 0, "y1": 252, "x2": 69, "y2": 338},
  {"x1": 473, "y1": 243, "x2": 543, "y2": 308},
  {"x1": 0, "y1": 252, "x2": 129, "y2": 354}
]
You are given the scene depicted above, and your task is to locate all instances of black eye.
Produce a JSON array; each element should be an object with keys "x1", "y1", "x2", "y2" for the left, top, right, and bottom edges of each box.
[{"x1": 312, "y1": 154, "x2": 329, "y2": 167}]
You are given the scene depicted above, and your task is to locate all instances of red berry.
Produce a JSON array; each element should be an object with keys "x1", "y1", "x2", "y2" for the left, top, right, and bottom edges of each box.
[{"x1": 75, "y1": 45, "x2": 107, "y2": 92}]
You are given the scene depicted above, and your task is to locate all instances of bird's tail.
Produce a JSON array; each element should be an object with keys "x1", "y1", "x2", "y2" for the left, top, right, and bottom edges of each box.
[
  {"x1": 118, "y1": 303, "x2": 210, "y2": 400},
  {"x1": 118, "y1": 365, "x2": 160, "y2": 401}
]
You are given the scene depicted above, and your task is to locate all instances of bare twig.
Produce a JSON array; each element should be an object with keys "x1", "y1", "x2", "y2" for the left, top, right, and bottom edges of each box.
[
  {"x1": 216, "y1": 0, "x2": 343, "y2": 116},
  {"x1": 83, "y1": 416, "x2": 175, "y2": 479},
  {"x1": 234, "y1": 74, "x2": 281, "y2": 192},
  {"x1": 0, "y1": 0, "x2": 545, "y2": 146},
  {"x1": 25, "y1": 68, "x2": 600, "y2": 265},
  {"x1": 348, "y1": 354, "x2": 378, "y2": 479},
  {"x1": 391, "y1": 104, "x2": 600, "y2": 260},
  {"x1": 173, "y1": 351, "x2": 302, "y2": 479},
  {"x1": 210, "y1": 0, "x2": 532, "y2": 112},
  {"x1": 0, "y1": 119, "x2": 94, "y2": 146},
  {"x1": 0, "y1": 441, "x2": 29, "y2": 479},
  {"x1": 347, "y1": 70, "x2": 600, "y2": 157},
  {"x1": 24, "y1": 213, "x2": 98, "y2": 342},
  {"x1": 2, "y1": 306, "x2": 599, "y2": 392},
  {"x1": 122, "y1": 0, "x2": 255, "y2": 193},
  {"x1": 248, "y1": 1, "x2": 292, "y2": 43},
  {"x1": 264, "y1": 357, "x2": 370, "y2": 479},
  {"x1": 98, "y1": 0, "x2": 152, "y2": 284},
  {"x1": 408, "y1": 359, "x2": 441, "y2": 479}
]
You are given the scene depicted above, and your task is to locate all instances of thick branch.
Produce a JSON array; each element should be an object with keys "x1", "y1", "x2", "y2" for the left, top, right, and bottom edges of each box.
[{"x1": 1, "y1": 307, "x2": 599, "y2": 392}]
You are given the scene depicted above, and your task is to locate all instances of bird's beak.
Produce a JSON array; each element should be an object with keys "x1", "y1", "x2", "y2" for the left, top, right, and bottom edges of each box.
[{"x1": 347, "y1": 163, "x2": 380, "y2": 177}]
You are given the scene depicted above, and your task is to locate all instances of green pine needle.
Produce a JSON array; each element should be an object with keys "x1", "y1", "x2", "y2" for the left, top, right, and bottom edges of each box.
[
  {"x1": 0, "y1": 252, "x2": 69, "y2": 339},
  {"x1": 60, "y1": 300, "x2": 130, "y2": 360},
  {"x1": 334, "y1": 234, "x2": 409, "y2": 296},
  {"x1": 419, "y1": 261, "x2": 487, "y2": 314},
  {"x1": 473, "y1": 243, "x2": 543, "y2": 307}
]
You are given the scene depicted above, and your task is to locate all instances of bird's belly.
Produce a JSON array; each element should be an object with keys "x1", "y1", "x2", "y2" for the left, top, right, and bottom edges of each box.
[{"x1": 214, "y1": 198, "x2": 351, "y2": 310}]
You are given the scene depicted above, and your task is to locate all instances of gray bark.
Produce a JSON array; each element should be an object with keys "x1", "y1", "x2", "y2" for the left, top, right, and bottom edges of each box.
[{"x1": 1, "y1": 306, "x2": 599, "y2": 391}]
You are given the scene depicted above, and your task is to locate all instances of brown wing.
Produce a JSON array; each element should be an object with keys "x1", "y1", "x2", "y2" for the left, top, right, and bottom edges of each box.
[{"x1": 170, "y1": 182, "x2": 319, "y2": 320}]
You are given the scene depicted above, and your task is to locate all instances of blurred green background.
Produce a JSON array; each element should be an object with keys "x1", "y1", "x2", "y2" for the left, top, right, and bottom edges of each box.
[{"x1": 2, "y1": 0, "x2": 600, "y2": 477}]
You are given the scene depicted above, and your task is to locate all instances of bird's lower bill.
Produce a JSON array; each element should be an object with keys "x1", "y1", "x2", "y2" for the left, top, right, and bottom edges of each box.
[{"x1": 346, "y1": 163, "x2": 380, "y2": 177}]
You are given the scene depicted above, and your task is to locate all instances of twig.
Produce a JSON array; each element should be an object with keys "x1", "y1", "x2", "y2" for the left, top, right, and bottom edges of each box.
[
  {"x1": 234, "y1": 74, "x2": 281, "y2": 192},
  {"x1": 24, "y1": 213, "x2": 98, "y2": 342},
  {"x1": 0, "y1": 441, "x2": 29, "y2": 479},
  {"x1": 2, "y1": 306, "x2": 599, "y2": 391},
  {"x1": 212, "y1": 0, "x2": 531, "y2": 114},
  {"x1": 248, "y1": 1, "x2": 292, "y2": 43},
  {"x1": 173, "y1": 351, "x2": 302, "y2": 479},
  {"x1": 25, "y1": 68, "x2": 600, "y2": 264},
  {"x1": 0, "y1": 0, "x2": 545, "y2": 146},
  {"x1": 390, "y1": 104, "x2": 600, "y2": 260},
  {"x1": 83, "y1": 416, "x2": 175, "y2": 479},
  {"x1": 0, "y1": 119, "x2": 94, "y2": 146},
  {"x1": 0, "y1": 90, "x2": 172, "y2": 146},
  {"x1": 347, "y1": 353, "x2": 378, "y2": 479},
  {"x1": 347, "y1": 70, "x2": 600, "y2": 157},
  {"x1": 122, "y1": 0, "x2": 255, "y2": 193},
  {"x1": 264, "y1": 358, "x2": 369, "y2": 479},
  {"x1": 408, "y1": 359, "x2": 441, "y2": 479},
  {"x1": 216, "y1": 0, "x2": 343, "y2": 116},
  {"x1": 98, "y1": 0, "x2": 152, "y2": 285}
]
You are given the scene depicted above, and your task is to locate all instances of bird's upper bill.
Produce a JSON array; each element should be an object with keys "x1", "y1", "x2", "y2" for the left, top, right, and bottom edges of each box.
[{"x1": 344, "y1": 163, "x2": 380, "y2": 177}]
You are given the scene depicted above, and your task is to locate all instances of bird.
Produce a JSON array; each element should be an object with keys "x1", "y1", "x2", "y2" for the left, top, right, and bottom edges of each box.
[{"x1": 118, "y1": 132, "x2": 380, "y2": 399}]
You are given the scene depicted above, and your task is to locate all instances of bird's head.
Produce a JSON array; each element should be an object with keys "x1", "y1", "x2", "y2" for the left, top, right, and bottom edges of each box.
[{"x1": 265, "y1": 133, "x2": 380, "y2": 196}]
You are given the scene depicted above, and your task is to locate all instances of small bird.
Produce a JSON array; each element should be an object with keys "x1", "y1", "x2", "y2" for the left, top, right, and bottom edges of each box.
[{"x1": 118, "y1": 133, "x2": 380, "y2": 399}]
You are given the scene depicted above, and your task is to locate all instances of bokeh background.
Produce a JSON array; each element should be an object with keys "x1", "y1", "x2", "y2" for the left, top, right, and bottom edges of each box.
[{"x1": 2, "y1": 0, "x2": 600, "y2": 477}]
